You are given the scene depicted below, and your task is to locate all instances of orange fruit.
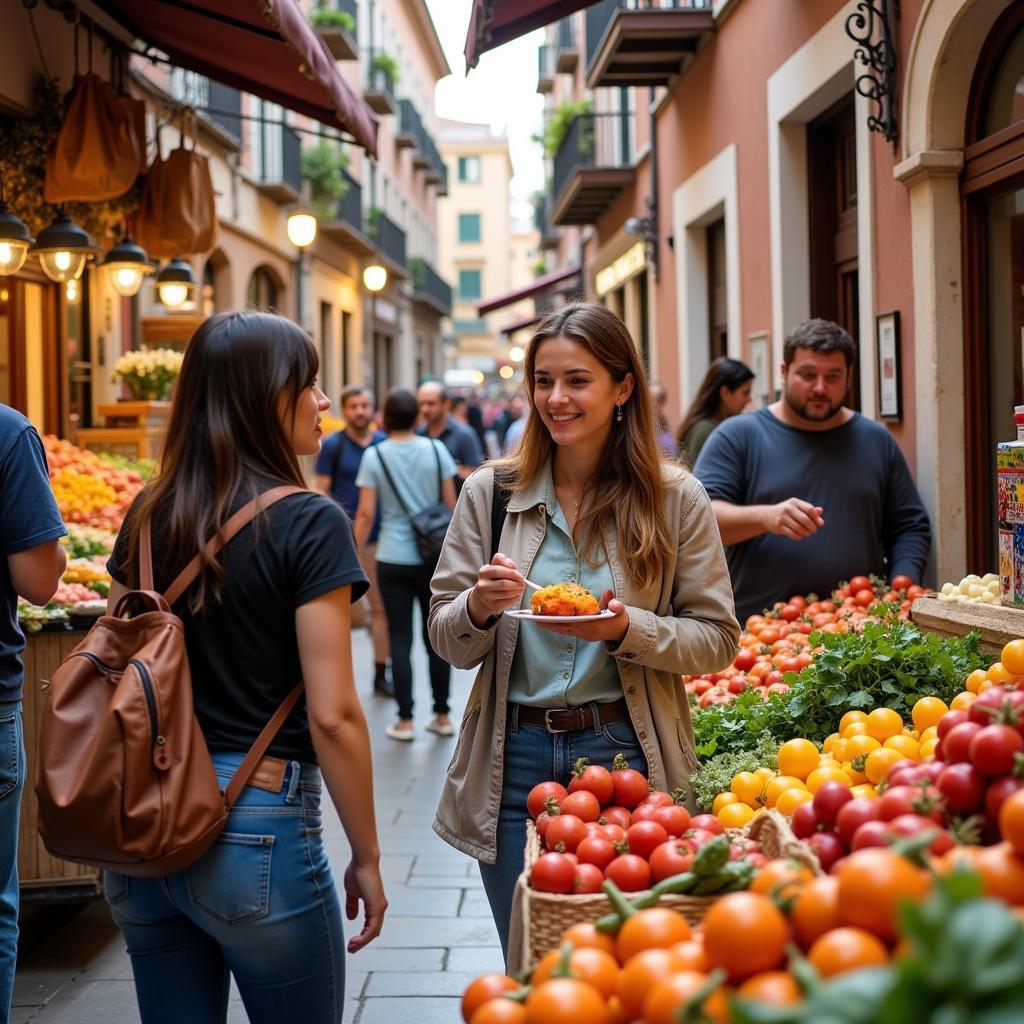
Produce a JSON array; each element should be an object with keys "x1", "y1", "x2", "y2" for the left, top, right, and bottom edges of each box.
[
  {"x1": 883, "y1": 734, "x2": 920, "y2": 761},
  {"x1": 911, "y1": 696, "x2": 948, "y2": 732},
  {"x1": 966, "y1": 669, "x2": 989, "y2": 694},
  {"x1": 735, "y1": 971, "x2": 801, "y2": 1006},
  {"x1": 850, "y1": 783, "x2": 879, "y2": 800},
  {"x1": 864, "y1": 747, "x2": 902, "y2": 785},
  {"x1": 1001, "y1": 639, "x2": 1024, "y2": 676},
  {"x1": 987, "y1": 661, "x2": 1014, "y2": 686},
  {"x1": 844, "y1": 734, "x2": 881, "y2": 760},
  {"x1": 822, "y1": 732, "x2": 842, "y2": 754},
  {"x1": 842, "y1": 721, "x2": 869, "y2": 739},
  {"x1": 777, "y1": 739, "x2": 820, "y2": 780},
  {"x1": 718, "y1": 802, "x2": 755, "y2": 828},
  {"x1": 764, "y1": 776, "x2": 807, "y2": 807},
  {"x1": 865, "y1": 708, "x2": 904, "y2": 742},
  {"x1": 951, "y1": 691, "x2": 978, "y2": 711},
  {"x1": 807, "y1": 926, "x2": 889, "y2": 977},
  {"x1": 712, "y1": 791, "x2": 739, "y2": 815},
  {"x1": 805, "y1": 766, "x2": 852, "y2": 793},
  {"x1": 754, "y1": 767, "x2": 777, "y2": 783},
  {"x1": 731, "y1": 772, "x2": 765, "y2": 807},
  {"x1": 775, "y1": 787, "x2": 814, "y2": 816},
  {"x1": 919, "y1": 738, "x2": 939, "y2": 760},
  {"x1": 839, "y1": 710, "x2": 868, "y2": 733}
]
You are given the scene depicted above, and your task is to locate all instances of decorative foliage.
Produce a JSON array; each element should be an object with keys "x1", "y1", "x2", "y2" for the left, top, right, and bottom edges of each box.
[
  {"x1": 539, "y1": 98, "x2": 591, "y2": 158},
  {"x1": 300, "y1": 140, "x2": 349, "y2": 221},
  {"x1": 111, "y1": 348, "x2": 184, "y2": 401},
  {"x1": 0, "y1": 76, "x2": 140, "y2": 245},
  {"x1": 310, "y1": 4, "x2": 355, "y2": 34},
  {"x1": 370, "y1": 52, "x2": 399, "y2": 88}
]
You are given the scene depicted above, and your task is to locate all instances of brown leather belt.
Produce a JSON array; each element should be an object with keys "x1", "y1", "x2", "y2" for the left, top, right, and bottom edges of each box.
[
  {"x1": 513, "y1": 697, "x2": 629, "y2": 734},
  {"x1": 246, "y1": 755, "x2": 288, "y2": 793}
]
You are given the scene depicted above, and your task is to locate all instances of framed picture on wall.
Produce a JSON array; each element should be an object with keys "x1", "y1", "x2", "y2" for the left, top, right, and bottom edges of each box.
[
  {"x1": 747, "y1": 332, "x2": 770, "y2": 407},
  {"x1": 876, "y1": 311, "x2": 902, "y2": 420}
]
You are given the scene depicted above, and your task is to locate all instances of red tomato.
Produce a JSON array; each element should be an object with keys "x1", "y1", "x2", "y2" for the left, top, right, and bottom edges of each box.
[
  {"x1": 649, "y1": 841, "x2": 695, "y2": 882},
  {"x1": 848, "y1": 576, "x2": 872, "y2": 594},
  {"x1": 850, "y1": 820, "x2": 892, "y2": 851},
  {"x1": 968, "y1": 687, "x2": 1012, "y2": 726},
  {"x1": 651, "y1": 804, "x2": 692, "y2": 838},
  {"x1": 528, "y1": 781, "x2": 567, "y2": 819},
  {"x1": 733, "y1": 650, "x2": 757, "y2": 673},
  {"x1": 780, "y1": 604, "x2": 802, "y2": 622},
  {"x1": 886, "y1": 814, "x2": 955, "y2": 856},
  {"x1": 573, "y1": 863, "x2": 605, "y2": 894},
  {"x1": 790, "y1": 803, "x2": 820, "y2": 840},
  {"x1": 630, "y1": 803, "x2": 664, "y2": 825},
  {"x1": 530, "y1": 852, "x2": 576, "y2": 893},
  {"x1": 559, "y1": 790, "x2": 601, "y2": 823},
  {"x1": 937, "y1": 710, "x2": 969, "y2": 741},
  {"x1": 854, "y1": 589, "x2": 876, "y2": 608},
  {"x1": 813, "y1": 782, "x2": 854, "y2": 828},
  {"x1": 969, "y1": 725, "x2": 1024, "y2": 777},
  {"x1": 906, "y1": 585, "x2": 926, "y2": 600},
  {"x1": 890, "y1": 574, "x2": 914, "y2": 592},
  {"x1": 626, "y1": 821, "x2": 670, "y2": 859},
  {"x1": 690, "y1": 815, "x2": 725, "y2": 835},
  {"x1": 600, "y1": 806, "x2": 632, "y2": 830},
  {"x1": 612, "y1": 767, "x2": 651, "y2": 809},
  {"x1": 576, "y1": 836, "x2": 618, "y2": 871},
  {"x1": 836, "y1": 799, "x2": 882, "y2": 850},
  {"x1": 942, "y1": 721, "x2": 984, "y2": 764},
  {"x1": 936, "y1": 763, "x2": 986, "y2": 814},
  {"x1": 808, "y1": 831, "x2": 845, "y2": 872},
  {"x1": 986, "y1": 776, "x2": 1024, "y2": 821},
  {"x1": 568, "y1": 763, "x2": 615, "y2": 806},
  {"x1": 604, "y1": 853, "x2": 652, "y2": 892},
  {"x1": 777, "y1": 656, "x2": 803, "y2": 674},
  {"x1": 545, "y1": 814, "x2": 587, "y2": 854},
  {"x1": 642, "y1": 790, "x2": 676, "y2": 809},
  {"x1": 878, "y1": 785, "x2": 944, "y2": 824}
]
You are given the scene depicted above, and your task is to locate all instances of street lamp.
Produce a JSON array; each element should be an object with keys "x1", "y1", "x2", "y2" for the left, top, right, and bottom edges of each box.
[
  {"x1": 363, "y1": 263, "x2": 387, "y2": 392},
  {"x1": 288, "y1": 210, "x2": 317, "y2": 330},
  {"x1": 0, "y1": 203, "x2": 32, "y2": 276},
  {"x1": 30, "y1": 212, "x2": 96, "y2": 284},
  {"x1": 156, "y1": 258, "x2": 197, "y2": 310},
  {"x1": 102, "y1": 236, "x2": 154, "y2": 298}
]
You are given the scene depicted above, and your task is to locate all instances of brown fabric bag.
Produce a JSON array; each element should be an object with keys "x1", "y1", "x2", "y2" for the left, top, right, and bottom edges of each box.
[
  {"x1": 35, "y1": 486, "x2": 306, "y2": 877},
  {"x1": 44, "y1": 73, "x2": 144, "y2": 203},
  {"x1": 136, "y1": 117, "x2": 218, "y2": 259}
]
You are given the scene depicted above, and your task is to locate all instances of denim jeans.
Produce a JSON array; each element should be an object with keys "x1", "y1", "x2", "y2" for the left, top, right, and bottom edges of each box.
[
  {"x1": 478, "y1": 703, "x2": 648, "y2": 964},
  {"x1": 376, "y1": 561, "x2": 450, "y2": 720},
  {"x1": 0, "y1": 701, "x2": 24, "y2": 1024},
  {"x1": 105, "y1": 752, "x2": 344, "y2": 1024}
]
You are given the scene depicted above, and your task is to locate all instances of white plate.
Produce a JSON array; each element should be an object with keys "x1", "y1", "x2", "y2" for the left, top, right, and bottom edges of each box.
[{"x1": 506, "y1": 609, "x2": 615, "y2": 623}]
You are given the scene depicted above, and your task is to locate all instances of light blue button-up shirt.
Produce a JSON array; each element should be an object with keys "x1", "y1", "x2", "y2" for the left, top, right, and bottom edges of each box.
[{"x1": 507, "y1": 466, "x2": 622, "y2": 708}]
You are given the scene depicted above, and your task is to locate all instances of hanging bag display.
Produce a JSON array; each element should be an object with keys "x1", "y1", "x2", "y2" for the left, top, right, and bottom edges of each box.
[
  {"x1": 137, "y1": 112, "x2": 218, "y2": 259},
  {"x1": 44, "y1": 28, "x2": 144, "y2": 203},
  {"x1": 35, "y1": 487, "x2": 305, "y2": 878}
]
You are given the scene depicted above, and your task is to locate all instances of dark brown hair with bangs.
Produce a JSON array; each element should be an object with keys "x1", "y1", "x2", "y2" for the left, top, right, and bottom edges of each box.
[{"x1": 122, "y1": 311, "x2": 318, "y2": 609}]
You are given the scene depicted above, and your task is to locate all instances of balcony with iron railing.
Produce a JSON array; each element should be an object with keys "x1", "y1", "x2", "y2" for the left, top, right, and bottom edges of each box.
[
  {"x1": 537, "y1": 44, "x2": 555, "y2": 93},
  {"x1": 555, "y1": 17, "x2": 578, "y2": 72},
  {"x1": 254, "y1": 122, "x2": 302, "y2": 203},
  {"x1": 322, "y1": 168, "x2": 375, "y2": 253},
  {"x1": 310, "y1": 0, "x2": 358, "y2": 60},
  {"x1": 410, "y1": 257, "x2": 453, "y2": 317},
  {"x1": 584, "y1": 0, "x2": 714, "y2": 88},
  {"x1": 534, "y1": 196, "x2": 560, "y2": 249},
  {"x1": 367, "y1": 207, "x2": 407, "y2": 272},
  {"x1": 551, "y1": 111, "x2": 635, "y2": 226},
  {"x1": 363, "y1": 51, "x2": 397, "y2": 115}
]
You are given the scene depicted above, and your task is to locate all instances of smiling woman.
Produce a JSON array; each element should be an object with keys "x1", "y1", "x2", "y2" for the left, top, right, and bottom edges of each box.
[{"x1": 427, "y1": 301, "x2": 740, "y2": 962}]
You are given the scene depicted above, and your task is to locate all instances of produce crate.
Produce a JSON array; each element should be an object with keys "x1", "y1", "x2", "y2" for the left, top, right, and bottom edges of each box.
[
  {"x1": 910, "y1": 596, "x2": 1024, "y2": 658},
  {"x1": 506, "y1": 810, "x2": 817, "y2": 975}
]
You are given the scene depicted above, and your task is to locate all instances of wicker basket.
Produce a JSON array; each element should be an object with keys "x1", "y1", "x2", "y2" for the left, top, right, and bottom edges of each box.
[{"x1": 506, "y1": 809, "x2": 819, "y2": 975}]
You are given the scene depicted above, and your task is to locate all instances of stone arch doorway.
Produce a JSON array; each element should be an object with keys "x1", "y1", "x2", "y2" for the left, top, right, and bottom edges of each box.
[{"x1": 246, "y1": 264, "x2": 286, "y2": 312}]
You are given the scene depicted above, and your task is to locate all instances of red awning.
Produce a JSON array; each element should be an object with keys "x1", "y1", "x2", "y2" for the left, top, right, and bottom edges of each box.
[
  {"x1": 94, "y1": 0, "x2": 379, "y2": 156},
  {"x1": 476, "y1": 264, "x2": 581, "y2": 316},
  {"x1": 500, "y1": 312, "x2": 542, "y2": 336},
  {"x1": 464, "y1": 0, "x2": 596, "y2": 70}
]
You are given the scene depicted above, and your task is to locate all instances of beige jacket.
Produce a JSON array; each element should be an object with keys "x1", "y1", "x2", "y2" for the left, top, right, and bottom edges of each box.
[{"x1": 428, "y1": 463, "x2": 740, "y2": 863}]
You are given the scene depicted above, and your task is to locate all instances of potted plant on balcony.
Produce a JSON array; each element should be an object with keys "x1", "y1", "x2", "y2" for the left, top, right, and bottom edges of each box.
[
  {"x1": 370, "y1": 52, "x2": 399, "y2": 90},
  {"x1": 309, "y1": 1, "x2": 355, "y2": 34},
  {"x1": 111, "y1": 348, "x2": 184, "y2": 402},
  {"x1": 301, "y1": 140, "x2": 350, "y2": 221},
  {"x1": 538, "y1": 98, "x2": 592, "y2": 158},
  {"x1": 366, "y1": 206, "x2": 382, "y2": 240}
]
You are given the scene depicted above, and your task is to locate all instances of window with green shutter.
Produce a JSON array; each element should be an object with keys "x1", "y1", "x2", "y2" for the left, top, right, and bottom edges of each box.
[
  {"x1": 458, "y1": 213, "x2": 482, "y2": 243},
  {"x1": 458, "y1": 269, "x2": 482, "y2": 301}
]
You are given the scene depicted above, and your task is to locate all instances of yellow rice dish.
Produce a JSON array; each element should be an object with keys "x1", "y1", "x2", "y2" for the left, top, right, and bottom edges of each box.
[{"x1": 530, "y1": 582, "x2": 601, "y2": 616}]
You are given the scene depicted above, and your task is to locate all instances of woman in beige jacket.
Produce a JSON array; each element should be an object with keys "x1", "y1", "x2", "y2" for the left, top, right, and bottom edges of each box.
[{"x1": 428, "y1": 303, "x2": 740, "y2": 959}]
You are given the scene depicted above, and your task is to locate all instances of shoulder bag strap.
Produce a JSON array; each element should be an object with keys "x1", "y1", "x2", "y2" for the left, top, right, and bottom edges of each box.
[
  {"x1": 489, "y1": 470, "x2": 511, "y2": 562},
  {"x1": 162, "y1": 485, "x2": 308, "y2": 606},
  {"x1": 222, "y1": 680, "x2": 305, "y2": 810},
  {"x1": 139, "y1": 516, "x2": 155, "y2": 590},
  {"x1": 329, "y1": 431, "x2": 347, "y2": 486},
  {"x1": 431, "y1": 439, "x2": 444, "y2": 501},
  {"x1": 374, "y1": 444, "x2": 417, "y2": 518}
]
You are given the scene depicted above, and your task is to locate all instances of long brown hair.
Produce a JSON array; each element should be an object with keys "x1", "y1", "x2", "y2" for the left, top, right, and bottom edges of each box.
[
  {"x1": 675, "y1": 357, "x2": 754, "y2": 453},
  {"x1": 123, "y1": 312, "x2": 318, "y2": 609},
  {"x1": 496, "y1": 302, "x2": 676, "y2": 592}
]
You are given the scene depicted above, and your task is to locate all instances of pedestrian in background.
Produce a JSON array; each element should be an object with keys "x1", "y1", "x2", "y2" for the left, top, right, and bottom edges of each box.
[
  {"x1": 103, "y1": 312, "x2": 385, "y2": 1023},
  {"x1": 0, "y1": 404, "x2": 66, "y2": 1022},
  {"x1": 314, "y1": 386, "x2": 392, "y2": 697},
  {"x1": 693, "y1": 319, "x2": 931, "y2": 623},
  {"x1": 649, "y1": 383, "x2": 677, "y2": 457},
  {"x1": 428, "y1": 302, "x2": 740, "y2": 960},
  {"x1": 355, "y1": 389, "x2": 457, "y2": 742},
  {"x1": 417, "y1": 381, "x2": 483, "y2": 495},
  {"x1": 450, "y1": 394, "x2": 470, "y2": 426},
  {"x1": 675, "y1": 357, "x2": 754, "y2": 465}
]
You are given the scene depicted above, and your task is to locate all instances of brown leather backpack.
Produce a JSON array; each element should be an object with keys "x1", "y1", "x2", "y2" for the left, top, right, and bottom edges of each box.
[{"x1": 35, "y1": 486, "x2": 306, "y2": 877}]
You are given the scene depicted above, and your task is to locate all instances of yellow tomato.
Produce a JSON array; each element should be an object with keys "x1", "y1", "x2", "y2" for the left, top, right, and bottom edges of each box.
[
  {"x1": 919, "y1": 726, "x2": 938, "y2": 744},
  {"x1": 831, "y1": 739, "x2": 849, "y2": 763},
  {"x1": 839, "y1": 710, "x2": 868, "y2": 733},
  {"x1": 843, "y1": 761, "x2": 869, "y2": 786},
  {"x1": 805, "y1": 766, "x2": 852, "y2": 793},
  {"x1": 712, "y1": 791, "x2": 739, "y2": 815},
  {"x1": 844, "y1": 735, "x2": 882, "y2": 760},
  {"x1": 822, "y1": 733, "x2": 842, "y2": 754},
  {"x1": 777, "y1": 739, "x2": 820, "y2": 781},
  {"x1": 966, "y1": 669, "x2": 989, "y2": 695},
  {"x1": 731, "y1": 771, "x2": 765, "y2": 808},
  {"x1": 717, "y1": 802, "x2": 755, "y2": 828},
  {"x1": 919, "y1": 737, "x2": 939, "y2": 760},
  {"x1": 978, "y1": 679, "x2": 994, "y2": 693},
  {"x1": 775, "y1": 787, "x2": 814, "y2": 816},
  {"x1": 817, "y1": 758, "x2": 842, "y2": 770},
  {"x1": 842, "y1": 721, "x2": 870, "y2": 739},
  {"x1": 1001, "y1": 639, "x2": 1024, "y2": 677},
  {"x1": 850, "y1": 783, "x2": 879, "y2": 800},
  {"x1": 884, "y1": 734, "x2": 920, "y2": 761},
  {"x1": 865, "y1": 708, "x2": 904, "y2": 742},
  {"x1": 951, "y1": 691, "x2": 978, "y2": 711},
  {"x1": 765, "y1": 775, "x2": 807, "y2": 808},
  {"x1": 864, "y1": 747, "x2": 902, "y2": 785},
  {"x1": 754, "y1": 767, "x2": 777, "y2": 783},
  {"x1": 986, "y1": 661, "x2": 1015, "y2": 686}
]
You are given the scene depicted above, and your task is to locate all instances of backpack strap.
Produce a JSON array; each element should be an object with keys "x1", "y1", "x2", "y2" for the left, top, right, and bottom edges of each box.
[
  {"x1": 328, "y1": 430, "x2": 347, "y2": 487},
  {"x1": 222, "y1": 680, "x2": 305, "y2": 810},
  {"x1": 161, "y1": 486, "x2": 307, "y2": 606},
  {"x1": 489, "y1": 469, "x2": 511, "y2": 562}
]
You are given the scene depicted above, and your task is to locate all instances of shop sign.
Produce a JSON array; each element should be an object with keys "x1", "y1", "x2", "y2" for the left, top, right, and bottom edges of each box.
[{"x1": 595, "y1": 242, "x2": 646, "y2": 297}]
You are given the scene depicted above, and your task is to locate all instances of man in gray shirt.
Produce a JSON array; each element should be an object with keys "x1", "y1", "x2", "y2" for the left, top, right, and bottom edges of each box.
[
  {"x1": 417, "y1": 382, "x2": 483, "y2": 496},
  {"x1": 693, "y1": 319, "x2": 931, "y2": 623}
]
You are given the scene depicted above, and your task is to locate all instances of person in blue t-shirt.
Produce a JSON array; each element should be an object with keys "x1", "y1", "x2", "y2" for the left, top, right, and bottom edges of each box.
[
  {"x1": 416, "y1": 381, "x2": 483, "y2": 495},
  {"x1": 0, "y1": 406, "x2": 66, "y2": 1019},
  {"x1": 314, "y1": 386, "x2": 391, "y2": 697},
  {"x1": 354, "y1": 389, "x2": 457, "y2": 742},
  {"x1": 693, "y1": 319, "x2": 932, "y2": 624}
]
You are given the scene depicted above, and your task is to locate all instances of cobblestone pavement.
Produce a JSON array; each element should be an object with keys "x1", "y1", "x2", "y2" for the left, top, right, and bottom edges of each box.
[{"x1": 13, "y1": 624, "x2": 501, "y2": 1022}]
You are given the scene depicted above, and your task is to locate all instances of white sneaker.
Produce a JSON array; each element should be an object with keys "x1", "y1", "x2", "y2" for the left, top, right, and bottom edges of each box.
[
  {"x1": 425, "y1": 718, "x2": 455, "y2": 737},
  {"x1": 385, "y1": 722, "x2": 414, "y2": 742}
]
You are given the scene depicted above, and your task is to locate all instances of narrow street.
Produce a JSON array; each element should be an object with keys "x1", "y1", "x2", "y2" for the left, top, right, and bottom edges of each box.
[{"x1": 13, "y1": 626, "x2": 500, "y2": 1023}]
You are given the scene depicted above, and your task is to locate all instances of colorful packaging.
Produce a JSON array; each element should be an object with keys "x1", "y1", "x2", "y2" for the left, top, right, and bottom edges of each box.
[{"x1": 997, "y1": 405, "x2": 1024, "y2": 607}]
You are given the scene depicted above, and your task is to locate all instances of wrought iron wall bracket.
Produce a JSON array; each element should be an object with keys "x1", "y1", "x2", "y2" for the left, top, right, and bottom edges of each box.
[{"x1": 845, "y1": 0, "x2": 900, "y2": 146}]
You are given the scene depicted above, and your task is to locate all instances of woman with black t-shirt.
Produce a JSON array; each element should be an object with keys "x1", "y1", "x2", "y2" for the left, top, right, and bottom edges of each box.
[{"x1": 104, "y1": 312, "x2": 385, "y2": 1024}]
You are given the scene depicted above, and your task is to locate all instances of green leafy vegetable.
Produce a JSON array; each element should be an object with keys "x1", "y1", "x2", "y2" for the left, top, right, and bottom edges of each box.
[{"x1": 691, "y1": 733, "x2": 779, "y2": 811}]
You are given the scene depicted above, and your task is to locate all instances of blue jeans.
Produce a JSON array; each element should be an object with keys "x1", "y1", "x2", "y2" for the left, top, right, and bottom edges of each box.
[
  {"x1": 0, "y1": 701, "x2": 24, "y2": 1024},
  {"x1": 478, "y1": 704, "x2": 648, "y2": 963},
  {"x1": 105, "y1": 752, "x2": 344, "y2": 1024}
]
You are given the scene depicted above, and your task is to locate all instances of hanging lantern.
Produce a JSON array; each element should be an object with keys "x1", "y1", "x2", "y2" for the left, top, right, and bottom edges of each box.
[
  {"x1": 102, "y1": 236, "x2": 154, "y2": 298},
  {"x1": 156, "y1": 258, "x2": 196, "y2": 310},
  {"x1": 30, "y1": 212, "x2": 96, "y2": 284},
  {"x1": 0, "y1": 203, "x2": 33, "y2": 276}
]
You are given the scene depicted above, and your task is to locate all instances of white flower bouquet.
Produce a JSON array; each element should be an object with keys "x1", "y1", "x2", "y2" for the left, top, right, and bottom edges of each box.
[{"x1": 111, "y1": 348, "x2": 184, "y2": 401}]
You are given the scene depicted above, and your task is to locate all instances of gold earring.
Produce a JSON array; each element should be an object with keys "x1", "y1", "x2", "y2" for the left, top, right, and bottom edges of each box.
[{"x1": 616, "y1": 404, "x2": 623, "y2": 422}]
